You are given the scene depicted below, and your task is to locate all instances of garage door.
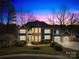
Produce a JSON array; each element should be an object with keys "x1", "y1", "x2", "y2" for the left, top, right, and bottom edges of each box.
[
  {"x1": 20, "y1": 35, "x2": 26, "y2": 40},
  {"x1": 54, "y1": 36, "x2": 61, "y2": 42},
  {"x1": 63, "y1": 36, "x2": 70, "y2": 42}
]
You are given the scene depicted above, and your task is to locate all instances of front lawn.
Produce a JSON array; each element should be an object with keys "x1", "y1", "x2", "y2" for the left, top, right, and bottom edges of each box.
[
  {"x1": 0, "y1": 44, "x2": 79, "y2": 58},
  {"x1": 0, "y1": 45, "x2": 62, "y2": 56}
]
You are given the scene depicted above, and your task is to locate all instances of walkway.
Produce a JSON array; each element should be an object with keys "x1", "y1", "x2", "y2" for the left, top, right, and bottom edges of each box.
[{"x1": 58, "y1": 42, "x2": 79, "y2": 50}]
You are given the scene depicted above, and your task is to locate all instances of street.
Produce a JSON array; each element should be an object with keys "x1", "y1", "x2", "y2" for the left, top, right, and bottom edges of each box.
[
  {"x1": 1, "y1": 56, "x2": 60, "y2": 59},
  {"x1": 0, "y1": 54, "x2": 71, "y2": 59}
]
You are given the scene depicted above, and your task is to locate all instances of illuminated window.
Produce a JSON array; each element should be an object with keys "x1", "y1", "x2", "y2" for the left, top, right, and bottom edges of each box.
[
  {"x1": 35, "y1": 28, "x2": 38, "y2": 33},
  {"x1": 39, "y1": 28, "x2": 41, "y2": 33},
  {"x1": 35, "y1": 36, "x2": 38, "y2": 42},
  {"x1": 44, "y1": 35, "x2": 50, "y2": 39},
  {"x1": 56, "y1": 30, "x2": 59, "y2": 34},
  {"x1": 20, "y1": 35, "x2": 26, "y2": 40},
  {"x1": 44, "y1": 29, "x2": 51, "y2": 33},
  {"x1": 39, "y1": 35, "x2": 41, "y2": 41},
  {"x1": 20, "y1": 29, "x2": 26, "y2": 33},
  {"x1": 28, "y1": 35, "x2": 32, "y2": 42},
  {"x1": 32, "y1": 28, "x2": 34, "y2": 33},
  {"x1": 32, "y1": 35, "x2": 34, "y2": 41},
  {"x1": 31, "y1": 28, "x2": 41, "y2": 33}
]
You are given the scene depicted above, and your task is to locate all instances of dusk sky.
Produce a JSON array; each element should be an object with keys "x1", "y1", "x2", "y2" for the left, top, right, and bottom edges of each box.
[{"x1": 11, "y1": 0, "x2": 79, "y2": 24}]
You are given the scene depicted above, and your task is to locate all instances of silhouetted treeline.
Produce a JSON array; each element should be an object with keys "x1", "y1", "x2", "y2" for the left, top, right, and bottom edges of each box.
[
  {"x1": 0, "y1": 0, "x2": 15, "y2": 24},
  {"x1": 0, "y1": 23, "x2": 17, "y2": 36}
]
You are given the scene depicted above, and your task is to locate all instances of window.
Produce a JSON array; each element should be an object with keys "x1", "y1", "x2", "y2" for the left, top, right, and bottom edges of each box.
[
  {"x1": 28, "y1": 35, "x2": 32, "y2": 42},
  {"x1": 44, "y1": 35, "x2": 50, "y2": 39},
  {"x1": 56, "y1": 30, "x2": 59, "y2": 34},
  {"x1": 32, "y1": 28, "x2": 34, "y2": 33},
  {"x1": 31, "y1": 27, "x2": 41, "y2": 33},
  {"x1": 44, "y1": 29, "x2": 51, "y2": 33},
  {"x1": 32, "y1": 35, "x2": 34, "y2": 41},
  {"x1": 20, "y1": 35, "x2": 26, "y2": 40},
  {"x1": 39, "y1": 35, "x2": 41, "y2": 41},
  {"x1": 35, "y1": 36, "x2": 38, "y2": 42},
  {"x1": 35, "y1": 28, "x2": 38, "y2": 33},
  {"x1": 39, "y1": 28, "x2": 41, "y2": 33},
  {"x1": 20, "y1": 29, "x2": 26, "y2": 33}
]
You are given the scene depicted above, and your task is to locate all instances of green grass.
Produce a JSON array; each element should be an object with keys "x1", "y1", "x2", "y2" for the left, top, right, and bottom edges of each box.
[
  {"x1": 0, "y1": 45, "x2": 79, "y2": 58},
  {"x1": 0, "y1": 46, "x2": 62, "y2": 56}
]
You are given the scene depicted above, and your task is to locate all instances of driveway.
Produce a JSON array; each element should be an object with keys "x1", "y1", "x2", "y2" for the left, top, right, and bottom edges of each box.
[{"x1": 57, "y1": 41, "x2": 79, "y2": 50}]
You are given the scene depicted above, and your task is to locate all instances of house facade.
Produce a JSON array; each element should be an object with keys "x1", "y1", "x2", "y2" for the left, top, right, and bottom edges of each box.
[
  {"x1": 18, "y1": 21, "x2": 73, "y2": 44},
  {"x1": 18, "y1": 21, "x2": 53, "y2": 43}
]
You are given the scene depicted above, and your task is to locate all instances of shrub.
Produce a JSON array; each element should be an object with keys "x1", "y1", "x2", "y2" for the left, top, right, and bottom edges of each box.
[
  {"x1": 50, "y1": 42, "x2": 63, "y2": 51},
  {"x1": 15, "y1": 41, "x2": 27, "y2": 47},
  {"x1": 0, "y1": 45, "x2": 8, "y2": 49},
  {"x1": 32, "y1": 46, "x2": 40, "y2": 50},
  {"x1": 41, "y1": 40, "x2": 51, "y2": 44},
  {"x1": 31, "y1": 42, "x2": 39, "y2": 45}
]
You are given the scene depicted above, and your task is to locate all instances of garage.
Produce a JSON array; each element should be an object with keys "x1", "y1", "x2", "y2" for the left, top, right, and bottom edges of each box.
[
  {"x1": 54, "y1": 31, "x2": 70, "y2": 42},
  {"x1": 63, "y1": 36, "x2": 70, "y2": 42},
  {"x1": 62, "y1": 32, "x2": 70, "y2": 42},
  {"x1": 54, "y1": 36, "x2": 61, "y2": 42},
  {"x1": 54, "y1": 36, "x2": 70, "y2": 42}
]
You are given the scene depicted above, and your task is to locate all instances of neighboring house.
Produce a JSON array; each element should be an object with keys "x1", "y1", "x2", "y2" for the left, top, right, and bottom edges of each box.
[
  {"x1": 0, "y1": 34, "x2": 16, "y2": 47},
  {"x1": 0, "y1": 24, "x2": 17, "y2": 47},
  {"x1": 18, "y1": 21, "x2": 79, "y2": 44}
]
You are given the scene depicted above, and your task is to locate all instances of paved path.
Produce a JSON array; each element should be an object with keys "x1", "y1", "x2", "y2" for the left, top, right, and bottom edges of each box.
[
  {"x1": 0, "y1": 54, "x2": 72, "y2": 59},
  {"x1": 58, "y1": 42, "x2": 79, "y2": 50}
]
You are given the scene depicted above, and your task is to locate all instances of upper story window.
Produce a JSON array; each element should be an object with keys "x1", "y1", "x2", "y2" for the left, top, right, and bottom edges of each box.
[
  {"x1": 56, "y1": 30, "x2": 59, "y2": 34},
  {"x1": 32, "y1": 27, "x2": 41, "y2": 33},
  {"x1": 20, "y1": 29, "x2": 26, "y2": 33},
  {"x1": 32, "y1": 28, "x2": 35, "y2": 33},
  {"x1": 44, "y1": 29, "x2": 51, "y2": 33},
  {"x1": 35, "y1": 28, "x2": 38, "y2": 33},
  {"x1": 39, "y1": 28, "x2": 41, "y2": 33}
]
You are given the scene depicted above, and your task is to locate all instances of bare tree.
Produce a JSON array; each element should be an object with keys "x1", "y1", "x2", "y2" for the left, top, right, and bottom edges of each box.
[
  {"x1": 56, "y1": 5, "x2": 79, "y2": 42},
  {"x1": 18, "y1": 8, "x2": 26, "y2": 25},
  {"x1": 56, "y1": 5, "x2": 70, "y2": 42},
  {"x1": 56, "y1": 5, "x2": 70, "y2": 25},
  {"x1": 68, "y1": 13, "x2": 79, "y2": 41},
  {"x1": 48, "y1": 10, "x2": 55, "y2": 43},
  {"x1": 0, "y1": 0, "x2": 15, "y2": 24},
  {"x1": 27, "y1": 12, "x2": 36, "y2": 23},
  {"x1": 69, "y1": 13, "x2": 79, "y2": 25}
]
